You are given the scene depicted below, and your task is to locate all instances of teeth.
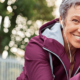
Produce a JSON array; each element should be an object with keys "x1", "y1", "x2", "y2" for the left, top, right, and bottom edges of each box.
[{"x1": 75, "y1": 35, "x2": 80, "y2": 39}]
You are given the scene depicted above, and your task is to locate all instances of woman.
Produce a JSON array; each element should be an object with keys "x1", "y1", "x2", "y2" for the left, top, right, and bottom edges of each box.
[{"x1": 17, "y1": 0, "x2": 80, "y2": 80}]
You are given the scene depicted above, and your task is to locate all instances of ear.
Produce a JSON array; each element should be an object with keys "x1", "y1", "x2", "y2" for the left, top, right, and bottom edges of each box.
[{"x1": 59, "y1": 16, "x2": 65, "y2": 27}]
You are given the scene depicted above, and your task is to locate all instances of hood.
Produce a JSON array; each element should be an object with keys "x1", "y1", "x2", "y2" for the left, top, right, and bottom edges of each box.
[{"x1": 39, "y1": 18, "x2": 64, "y2": 46}]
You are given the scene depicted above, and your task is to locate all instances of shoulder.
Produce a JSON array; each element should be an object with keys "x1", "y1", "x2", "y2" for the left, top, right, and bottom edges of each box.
[{"x1": 25, "y1": 36, "x2": 49, "y2": 60}]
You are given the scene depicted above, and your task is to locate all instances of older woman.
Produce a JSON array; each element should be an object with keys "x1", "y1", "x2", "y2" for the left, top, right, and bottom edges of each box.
[{"x1": 17, "y1": 0, "x2": 80, "y2": 80}]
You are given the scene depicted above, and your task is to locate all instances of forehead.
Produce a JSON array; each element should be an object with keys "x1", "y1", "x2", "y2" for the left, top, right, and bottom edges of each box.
[{"x1": 67, "y1": 5, "x2": 80, "y2": 18}]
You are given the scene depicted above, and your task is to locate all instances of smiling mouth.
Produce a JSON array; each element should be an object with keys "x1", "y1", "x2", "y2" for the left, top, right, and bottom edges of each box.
[{"x1": 73, "y1": 34, "x2": 80, "y2": 39}]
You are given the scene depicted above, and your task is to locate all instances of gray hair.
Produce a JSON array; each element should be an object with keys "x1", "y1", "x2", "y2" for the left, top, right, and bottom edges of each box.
[{"x1": 59, "y1": 0, "x2": 80, "y2": 21}]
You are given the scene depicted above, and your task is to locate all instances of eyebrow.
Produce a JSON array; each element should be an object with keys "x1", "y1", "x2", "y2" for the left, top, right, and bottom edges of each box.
[{"x1": 72, "y1": 15, "x2": 80, "y2": 19}]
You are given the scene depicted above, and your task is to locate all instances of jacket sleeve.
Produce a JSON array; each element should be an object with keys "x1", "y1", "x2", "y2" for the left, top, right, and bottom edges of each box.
[
  {"x1": 70, "y1": 73, "x2": 80, "y2": 80},
  {"x1": 16, "y1": 39, "x2": 54, "y2": 80}
]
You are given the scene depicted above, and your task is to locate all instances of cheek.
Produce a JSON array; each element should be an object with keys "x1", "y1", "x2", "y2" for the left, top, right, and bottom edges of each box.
[
  {"x1": 64, "y1": 24, "x2": 76, "y2": 34},
  {"x1": 64, "y1": 27, "x2": 71, "y2": 35},
  {"x1": 64, "y1": 27, "x2": 74, "y2": 42}
]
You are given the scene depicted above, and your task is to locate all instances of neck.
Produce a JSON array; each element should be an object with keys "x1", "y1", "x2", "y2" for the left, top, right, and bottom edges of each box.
[{"x1": 64, "y1": 41, "x2": 76, "y2": 56}]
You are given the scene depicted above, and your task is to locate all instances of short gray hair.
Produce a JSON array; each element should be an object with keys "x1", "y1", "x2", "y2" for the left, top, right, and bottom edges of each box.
[{"x1": 59, "y1": 0, "x2": 80, "y2": 20}]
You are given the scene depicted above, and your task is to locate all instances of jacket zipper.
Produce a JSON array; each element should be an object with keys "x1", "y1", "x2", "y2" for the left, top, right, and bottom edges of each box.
[
  {"x1": 43, "y1": 47, "x2": 69, "y2": 80},
  {"x1": 73, "y1": 66, "x2": 80, "y2": 76}
]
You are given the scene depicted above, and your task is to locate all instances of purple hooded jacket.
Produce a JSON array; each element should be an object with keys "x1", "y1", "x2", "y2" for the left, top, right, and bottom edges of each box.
[{"x1": 17, "y1": 18, "x2": 80, "y2": 80}]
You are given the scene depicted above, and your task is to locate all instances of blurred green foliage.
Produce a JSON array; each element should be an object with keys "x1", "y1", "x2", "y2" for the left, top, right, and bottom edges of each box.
[{"x1": 0, "y1": 0, "x2": 56, "y2": 56}]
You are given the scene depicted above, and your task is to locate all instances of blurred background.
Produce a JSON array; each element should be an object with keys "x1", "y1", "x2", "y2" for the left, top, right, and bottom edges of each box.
[{"x1": 0, "y1": 0, "x2": 62, "y2": 80}]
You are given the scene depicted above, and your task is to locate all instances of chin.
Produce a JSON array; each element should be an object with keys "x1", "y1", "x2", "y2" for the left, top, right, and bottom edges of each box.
[{"x1": 72, "y1": 43, "x2": 80, "y2": 48}]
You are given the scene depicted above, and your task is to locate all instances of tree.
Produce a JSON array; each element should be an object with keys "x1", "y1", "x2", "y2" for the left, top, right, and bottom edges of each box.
[{"x1": 0, "y1": 0, "x2": 56, "y2": 56}]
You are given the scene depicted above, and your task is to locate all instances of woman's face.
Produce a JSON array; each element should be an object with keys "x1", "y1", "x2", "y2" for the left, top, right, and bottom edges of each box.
[{"x1": 62, "y1": 5, "x2": 80, "y2": 48}]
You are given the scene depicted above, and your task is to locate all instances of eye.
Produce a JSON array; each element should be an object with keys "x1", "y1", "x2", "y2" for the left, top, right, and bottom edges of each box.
[{"x1": 72, "y1": 19, "x2": 79, "y2": 23}]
